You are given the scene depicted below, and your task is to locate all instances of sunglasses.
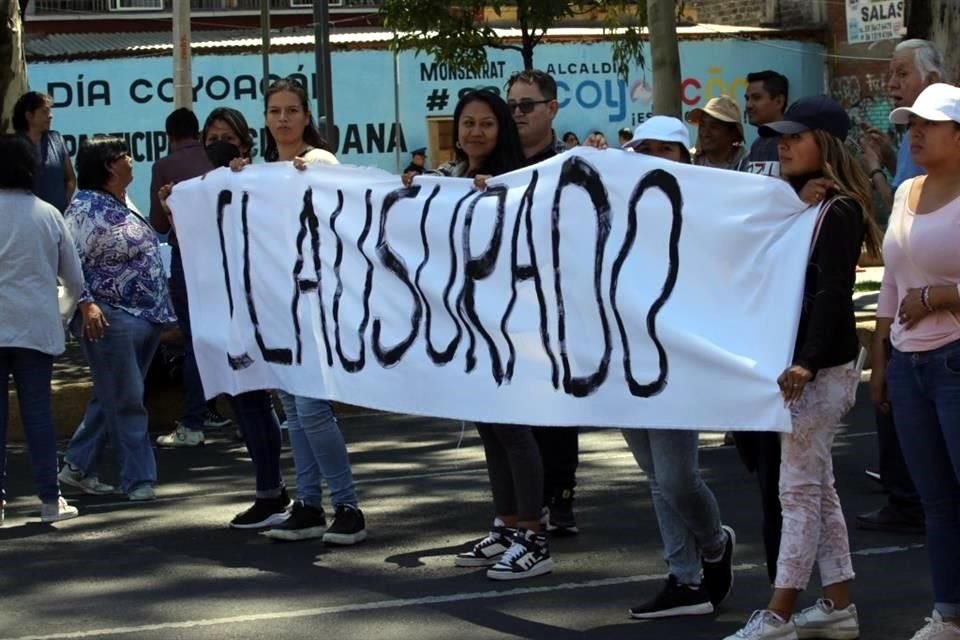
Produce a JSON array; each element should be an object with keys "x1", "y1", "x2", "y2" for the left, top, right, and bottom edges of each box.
[{"x1": 507, "y1": 99, "x2": 552, "y2": 114}]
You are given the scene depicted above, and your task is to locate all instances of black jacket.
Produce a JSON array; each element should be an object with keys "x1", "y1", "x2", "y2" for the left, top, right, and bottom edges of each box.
[{"x1": 792, "y1": 195, "x2": 865, "y2": 376}]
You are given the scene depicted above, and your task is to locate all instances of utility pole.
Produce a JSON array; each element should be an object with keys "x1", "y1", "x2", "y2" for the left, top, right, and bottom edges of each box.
[
  {"x1": 313, "y1": 0, "x2": 335, "y2": 147},
  {"x1": 172, "y1": 0, "x2": 192, "y2": 109},
  {"x1": 261, "y1": 0, "x2": 271, "y2": 88}
]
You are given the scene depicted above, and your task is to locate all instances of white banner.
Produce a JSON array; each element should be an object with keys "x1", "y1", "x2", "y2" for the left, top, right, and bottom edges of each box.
[{"x1": 168, "y1": 149, "x2": 815, "y2": 431}]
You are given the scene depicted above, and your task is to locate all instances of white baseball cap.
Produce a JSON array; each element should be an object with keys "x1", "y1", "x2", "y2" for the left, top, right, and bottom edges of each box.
[
  {"x1": 889, "y1": 82, "x2": 960, "y2": 125},
  {"x1": 624, "y1": 116, "x2": 691, "y2": 150}
]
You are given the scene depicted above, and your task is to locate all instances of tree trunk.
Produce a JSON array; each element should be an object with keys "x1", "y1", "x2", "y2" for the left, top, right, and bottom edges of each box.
[
  {"x1": 927, "y1": 0, "x2": 960, "y2": 84},
  {"x1": 0, "y1": 0, "x2": 28, "y2": 134},
  {"x1": 647, "y1": 0, "x2": 681, "y2": 117}
]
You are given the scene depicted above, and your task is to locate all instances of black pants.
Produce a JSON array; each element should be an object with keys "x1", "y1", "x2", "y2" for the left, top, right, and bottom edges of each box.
[
  {"x1": 478, "y1": 423, "x2": 544, "y2": 522},
  {"x1": 734, "y1": 431, "x2": 782, "y2": 585},
  {"x1": 876, "y1": 407, "x2": 923, "y2": 514},
  {"x1": 533, "y1": 426, "x2": 579, "y2": 498}
]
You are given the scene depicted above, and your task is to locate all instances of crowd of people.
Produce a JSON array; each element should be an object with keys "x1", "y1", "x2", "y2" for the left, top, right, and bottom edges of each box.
[{"x1": 1, "y1": 37, "x2": 959, "y2": 640}]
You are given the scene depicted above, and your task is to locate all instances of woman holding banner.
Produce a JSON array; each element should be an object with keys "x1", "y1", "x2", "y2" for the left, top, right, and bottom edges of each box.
[
  {"x1": 228, "y1": 78, "x2": 366, "y2": 544},
  {"x1": 725, "y1": 96, "x2": 883, "y2": 640},
  {"x1": 404, "y1": 90, "x2": 553, "y2": 580},
  {"x1": 619, "y1": 116, "x2": 736, "y2": 621},
  {"x1": 871, "y1": 83, "x2": 960, "y2": 640}
]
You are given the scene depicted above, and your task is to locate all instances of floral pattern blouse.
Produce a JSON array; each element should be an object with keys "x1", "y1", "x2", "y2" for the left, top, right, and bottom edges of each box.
[{"x1": 65, "y1": 189, "x2": 175, "y2": 324}]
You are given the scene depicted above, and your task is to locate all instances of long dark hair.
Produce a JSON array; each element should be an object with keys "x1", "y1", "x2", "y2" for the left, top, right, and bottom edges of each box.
[
  {"x1": 12, "y1": 92, "x2": 51, "y2": 133},
  {"x1": 452, "y1": 90, "x2": 524, "y2": 177},
  {"x1": 809, "y1": 129, "x2": 883, "y2": 258},
  {"x1": 262, "y1": 78, "x2": 330, "y2": 162},
  {"x1": 202, "y1": 107, "x2": 254, "y2": 159}
]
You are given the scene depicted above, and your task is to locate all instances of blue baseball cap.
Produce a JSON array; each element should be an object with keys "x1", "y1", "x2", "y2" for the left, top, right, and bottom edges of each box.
[{"x1": 758, "y1": 95, "x2": 851, "y2": 141}]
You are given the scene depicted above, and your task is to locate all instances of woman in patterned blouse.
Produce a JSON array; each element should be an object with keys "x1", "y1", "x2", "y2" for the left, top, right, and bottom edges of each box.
[{"x1": 58, "y1": 137, "x2": 175, "y2": 502}]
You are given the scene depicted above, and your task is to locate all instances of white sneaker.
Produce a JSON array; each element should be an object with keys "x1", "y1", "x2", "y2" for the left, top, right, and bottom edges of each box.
[
  {"x1": 911, "y1": 611, "x2": 960, "y2": 640},
  {"x1": 58, "y1": 464, "x2": 116, "y2": 495},
  {"x1": 40, "y1": 497, "x2": 79, "y2": 523},
  {"x1": 724, "y1": 610, "x2": 799, "y2": 640},
  {"x1": 128, "y1": 485, "x2": 156, "y2": 501},
  {"x1": 793, "y1": 599, "x2": 859, "y2": 639},
  {"x1": 156, "y1": 424, "x2": 205, "y2": 448}
]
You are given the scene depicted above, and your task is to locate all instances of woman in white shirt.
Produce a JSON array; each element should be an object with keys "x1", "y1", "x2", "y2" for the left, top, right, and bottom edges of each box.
[{"x1": 0, "y1": 134, "x2": 84, "y2": 524}]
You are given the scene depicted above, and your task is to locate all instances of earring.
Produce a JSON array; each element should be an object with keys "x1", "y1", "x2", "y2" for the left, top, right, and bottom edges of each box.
[{"x1": 455, "y1": 141, "x2": 462, "y2": 150}]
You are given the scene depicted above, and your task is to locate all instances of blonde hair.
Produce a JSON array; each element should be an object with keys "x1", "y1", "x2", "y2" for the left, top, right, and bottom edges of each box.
[{"x1": 811, "y1": 129, "x2": 883, "y2": 258}]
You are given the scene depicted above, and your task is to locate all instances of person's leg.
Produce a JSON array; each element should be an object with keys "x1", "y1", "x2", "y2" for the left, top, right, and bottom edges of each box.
[
  {"x1": 476, "y1": 423, "x2": 517, "y2": 520},
  {"x1": 888, "y1": 344, "x2": 960, "y2": 622},
  {"x1": 491, "y1": 424, "x2": 543, "y2": 528},
  {"x1": 773, "y1": 365, "x2": 856, "y2": 620},
  {"x1": 230, "y1": 390, "x2": 284, "y2": 498},
  {"x1": 623, "y1": 428, "x2": 699, "y2": 584},
  {"x1": 292, "y1": 395, "x2": 357, "y2": 508},
  {"x1": 63, "y1": 389, "x2": 109, "y2": 476},
  {"x1": 755, "y1": 432, "x2": 783, "y2": 585},
  {"x1": 533, "y1": 425, "x2": 579, "y2": 533},
  {"x1": 484, "y1": 424, "x2": 551, "y2": 580},
  {"x1": 9, "y1": 349, "x2": 60, "y2": 503},
  {"x1": 277, "y1": 391, "x2": 322, "y2": 510},
  {"x1": 81, "y1": 308, "x2": 160, "y2": 494},
  {"x1": 168, "y1": 249, "x2": 207, "y2": 430},
  {"x1": 648, "y1": 429, "x2": 726, "y2": 581},
  {"x1": 0, "y1": 348, "x2": 11, "y2": 509},
  {"x1": 623, "y1": 428, "x2": 719, "y2": 618}
]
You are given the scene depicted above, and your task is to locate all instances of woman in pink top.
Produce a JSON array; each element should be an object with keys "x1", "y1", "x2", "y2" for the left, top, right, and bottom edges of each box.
[{"x1": 872, "y1": 83, "x2": 960, "y2": 640}]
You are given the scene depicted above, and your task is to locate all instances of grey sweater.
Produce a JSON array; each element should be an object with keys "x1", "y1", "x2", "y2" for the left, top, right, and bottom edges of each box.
[{"x1": 0, "y1": 190, "x2": 84, "y2": 355}]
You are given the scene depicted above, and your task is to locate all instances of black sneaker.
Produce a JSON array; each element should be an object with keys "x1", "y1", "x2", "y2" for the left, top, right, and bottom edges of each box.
[
  {"x1": 322, "y1": 504, "x2": 367, "y2": 545},
  {"x1": 229, "y1": 489, "x2": 291, "y2": 529},
  {"x1": 455, "y1": 525, "x2": 515, "y2": 567},
  {"x1": 203, "y1": 409, "x2": 232, "y2": 430},
  {"x1": 546, "y1": 488, "x2": 579, "y2": 536},
  {"x1": 261, "y1": 500, "x2": 326, "y2": 541},
  {"x1": 486, "y1": 528, "x2": 554, "y2": 581},
  {"x1": 702, "y1": 524, "x2": 736, "y2": 606},
  {"x1": 629, "y1": 575, "x2": 714, "y2": 619}
]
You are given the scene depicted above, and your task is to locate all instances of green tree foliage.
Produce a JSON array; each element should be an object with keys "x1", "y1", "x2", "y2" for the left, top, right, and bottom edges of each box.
[{"x1": 380, "y1": 1, "x2": 649, "y2": 77}]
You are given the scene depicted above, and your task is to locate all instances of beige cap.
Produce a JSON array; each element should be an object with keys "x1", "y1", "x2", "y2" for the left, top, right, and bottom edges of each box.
[{"x1": 686, "y1": 95, "x2": 744, "y2": 140}]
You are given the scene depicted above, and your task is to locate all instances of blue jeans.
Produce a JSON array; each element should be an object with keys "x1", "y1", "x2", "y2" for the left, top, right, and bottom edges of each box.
[
  {"x1": 65, "y1": 306, "x2": 161, "y2": 494},
  {"x1": 623, "y1": 428, "x2": 726, "y2": 585},
  {"x1": 888, "y1": 339, "x2": 960, "y2": 618},
  {"x1": 0, "y1": 348, "x2": 59, "y2": 503},
  {"x1": 229, "y1": 391, "x2": 283, "y2": 498},
  {"x1": 278, "y1": 392, "x2": 357, "y2": 509},
  {"x1": 169, "y1": 248, "x2": 207, "y2": 429}
]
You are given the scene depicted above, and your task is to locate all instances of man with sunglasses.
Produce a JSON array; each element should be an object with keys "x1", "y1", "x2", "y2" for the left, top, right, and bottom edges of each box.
[{"x1": 505, "y1": 70, "x2": 581, "y2": 537}]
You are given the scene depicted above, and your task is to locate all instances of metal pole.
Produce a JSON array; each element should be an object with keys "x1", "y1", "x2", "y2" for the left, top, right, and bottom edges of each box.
[
  {"x1": 393, "y1": 45, "x2": 401, "y2": 172},
  {"x1": 313, "y1": 0, "x2": 334, "y2": 143},
  {"x1": 172, "y1": 0, "x2": 192, "y2": 109},
  {"x1": 261, "y1": 0, "x2": 271, "y2": 87}
]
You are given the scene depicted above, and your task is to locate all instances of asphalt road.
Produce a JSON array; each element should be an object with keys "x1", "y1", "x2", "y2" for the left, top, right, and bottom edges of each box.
[{"x1": 0, "y1": 384, "x2": 932, "y2": 640}]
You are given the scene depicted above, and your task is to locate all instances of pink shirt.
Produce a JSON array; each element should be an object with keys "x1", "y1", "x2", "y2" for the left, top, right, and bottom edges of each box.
[{"x1": 878, "y1": 178, "x2": 960, "y2": 352}]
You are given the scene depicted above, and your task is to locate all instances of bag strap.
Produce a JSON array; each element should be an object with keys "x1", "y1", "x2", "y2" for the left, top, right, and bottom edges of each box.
[{"x1": 808, "y1": 194, "x2": 840, "y2": 260}]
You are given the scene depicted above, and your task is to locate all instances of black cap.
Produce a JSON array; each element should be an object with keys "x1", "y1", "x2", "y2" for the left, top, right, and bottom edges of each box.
[
  {"x1": 412, "y1": 147, "x2": 426, "y2": 157},
  {"x1": 758, "y1": 95, "x2": 851, "y2": 141}
]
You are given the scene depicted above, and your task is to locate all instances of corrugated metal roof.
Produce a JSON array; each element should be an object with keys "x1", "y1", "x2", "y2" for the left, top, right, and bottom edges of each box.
[{"x1": 25, "y1": 24, "x2": 802, "y2": 62}]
